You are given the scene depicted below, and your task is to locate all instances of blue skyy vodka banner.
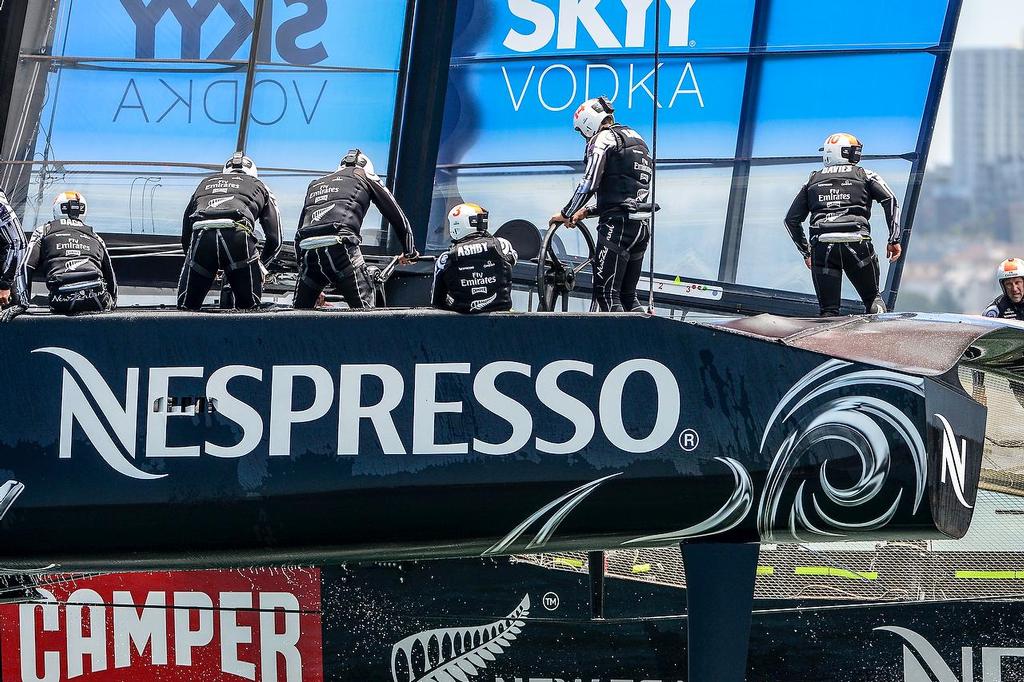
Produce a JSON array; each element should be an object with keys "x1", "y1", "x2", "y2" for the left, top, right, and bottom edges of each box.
[
  {"x1": 38, "y1": 0, "x2": 406, "y2": 170},
  {"x1": 443, "y1": 0, "x2": 756, "y2": 164},
  {"x1": 440, "y1": 0, "x2": 950, "y2": 166}
]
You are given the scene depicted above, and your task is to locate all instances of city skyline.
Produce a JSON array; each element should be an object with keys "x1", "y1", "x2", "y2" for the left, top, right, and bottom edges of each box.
[{"x1": 931, "y1": 0, "x2": 1024, "y2": 165}]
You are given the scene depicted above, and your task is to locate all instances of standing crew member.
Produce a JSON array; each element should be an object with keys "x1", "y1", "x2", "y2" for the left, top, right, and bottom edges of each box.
[
  {"x1": 550, "y1": 96, "x2": 654, "y2": 312},
  {"x1": 293, "y1": 149, "x2": 418, "y2": 309},
  {"x1": 785, "y1": 133, "x2": 902, "y2": 316},
  {"x1": 178, "y1": 153, "x2": 282, "y2": 310},
  {"x1": 22, "y1": 192, "x2": 117, "y2": 314},
  {"x1": 432, "y1": 203, "x2": 517, "y2": 313},
  {"x1": 0, "y1": 188, "x2": 26, "y2": 307}
]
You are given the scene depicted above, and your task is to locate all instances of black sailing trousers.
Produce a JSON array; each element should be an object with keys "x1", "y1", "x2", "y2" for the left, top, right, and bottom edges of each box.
[
  {"x1": 49, "y1": 283, "x2": 113, "y2": 315},
  {"x1": 177, "y1": 228, "x2": 263, "y2": 310},
  {"x1": 594, "y1": 214, "x2": 650, "y2": 312},
  {"x1": 293, "y1": 240, "x2": 375, "y2": 310},
  {"x1": 811, "y1": 239, "x2": 881, "y2": 316}
]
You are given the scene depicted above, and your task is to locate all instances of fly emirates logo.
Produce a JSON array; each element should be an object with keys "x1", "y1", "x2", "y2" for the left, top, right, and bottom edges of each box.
[
  {"x1": 498, "y1": 0, "x2": 706, "y2": 112},
  {"x1": 34, "y1": 347, "x2": 682, "y2": 480}
]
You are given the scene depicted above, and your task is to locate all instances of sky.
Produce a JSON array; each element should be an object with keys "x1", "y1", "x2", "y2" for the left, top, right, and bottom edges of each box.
[{"x1": 931, "y1": 0, "x2": 1024, "y2": 165}]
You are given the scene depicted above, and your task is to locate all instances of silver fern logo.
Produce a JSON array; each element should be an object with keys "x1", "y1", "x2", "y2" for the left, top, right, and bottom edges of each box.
[
  {"x1": 391, "y1": 595, "x2": 530, "y2": 682},
  {"x1": 757, "y1": 359, "x2": 927, "y2": 541},
  {"x1": 311, "y1": 204, "x2": 334, "y2": 223}
]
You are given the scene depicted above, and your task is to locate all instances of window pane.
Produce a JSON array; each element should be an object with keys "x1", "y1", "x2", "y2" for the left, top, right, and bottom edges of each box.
[
  {"x1": 766, "y1": 0, "x2": 950, "y2": 51},
  {"x1": 10, "y1": 162, "x2": 207, "y2": 236},
  {"x1": 453, "y1": 0, "x2": 756, "y2": 59},
  {"x1": 35, "y1": 62, "x2": 248, "y2": 164},
  {"x1": 428, "y1": 162, "x2": 729, "y2": 284},
  {"x1": 258, "y1": 0, "x2": 406, "y2": 69},
  {"x1": 245, "y1": 67, "x2": 399, "y2": 173},
  {"x1": 428, "y1": 165, "x2": 582, "y2": 252},
  {"x1": 735, "y1": 159, "x2": 911, "y2": 297},
  {"x1": 753, "y1": 53, "x2": 935, "y2": 158},
  {"x1": 59, "y1": 0, "x2": 256, "y2": 61},
  {"x1": 441, "y1": 56, "x2": 745, "y2": 165},
  {"x1": 651, "y1": 164, "x2": 731, "y2": 281}
]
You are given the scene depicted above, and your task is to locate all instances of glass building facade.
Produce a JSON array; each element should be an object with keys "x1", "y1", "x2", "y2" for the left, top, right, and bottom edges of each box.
[{"x1": 0, "y1": 0, "x2": 960, "y2": 312}]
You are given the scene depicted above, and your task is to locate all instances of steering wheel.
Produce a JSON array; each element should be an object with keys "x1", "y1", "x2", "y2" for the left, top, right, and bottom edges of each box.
[{"x1": 535, "y1": 221, "x2": 598, "y2": 312}]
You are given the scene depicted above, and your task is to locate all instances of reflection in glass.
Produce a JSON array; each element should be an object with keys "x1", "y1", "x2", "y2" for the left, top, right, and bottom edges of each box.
[{"x1": 245, "y1": 67, "x2": 400, "y2": 173}]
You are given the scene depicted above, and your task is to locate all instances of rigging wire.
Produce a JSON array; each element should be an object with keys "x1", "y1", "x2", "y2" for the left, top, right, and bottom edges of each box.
[{"x1": 647, "y1": 0, "x2": 662, "y2": 314}]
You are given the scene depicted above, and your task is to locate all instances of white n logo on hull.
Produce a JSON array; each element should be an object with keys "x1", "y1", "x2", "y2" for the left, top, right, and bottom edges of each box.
[{"x1": 935, "y1": 413, "x2": 972, "y2": 509}]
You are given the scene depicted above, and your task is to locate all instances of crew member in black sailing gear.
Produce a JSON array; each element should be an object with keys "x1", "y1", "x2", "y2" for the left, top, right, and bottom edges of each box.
[
  {"x1": 784, "y1": 132, "x2": 902, "y2": 316},
  {"x1": 177, "y1": 153, "x2": 282, "y2": 310},
  {"x1": 550, "y1": 96, "x2": 654, "y2": 312},
  {"x1": 22, "y1": 192, "x2": 117, "y2": 315},
  {"x1": 0, "y1": 188, "x2": 26, "y2": 308},
  {"x1": 973, "y1": 257, "x2": 1024, "y2": 407},
  {"x1": 292, "y1": 149, "x2": 418, "y2": 309},
  {"x1": 432, "y1": 203, "x2": 517, "y2": 313}
]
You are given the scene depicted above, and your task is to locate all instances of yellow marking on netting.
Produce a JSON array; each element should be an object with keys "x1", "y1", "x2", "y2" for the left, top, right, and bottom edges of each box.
[
  {"x1": 756, "y1": 566, "x2": 775, "y2": 576},
  {"x1": 631, "y1": 564, "x2": 652, "y2": 574},
  {"x1": 955, "y1": 570, "x2": 1024, "y2": 579},
  {"x1": 553, "y1": 557, "x2": 584, "y2": 569},
  {"x1": 794, "y1": 566, "x2": 877, "y2": 580}
]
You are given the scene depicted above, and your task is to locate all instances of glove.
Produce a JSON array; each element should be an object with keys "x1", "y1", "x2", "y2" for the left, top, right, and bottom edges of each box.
[{"x1": 0, "y1": 304, "x2": 27, "y2": 323}]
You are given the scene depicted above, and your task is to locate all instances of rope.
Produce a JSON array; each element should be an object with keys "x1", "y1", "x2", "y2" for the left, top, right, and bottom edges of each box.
[{"x1": 646, "y1": 0, "x2": 662, "y2": 314}]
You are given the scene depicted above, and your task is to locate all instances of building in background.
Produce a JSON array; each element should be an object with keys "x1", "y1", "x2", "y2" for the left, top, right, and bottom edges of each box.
[
  {"x1": 952, "y1": 48, "x2": 1024, "y2": 195},
  {"x1": 901, "y1": 46, "x2": 1024, "y2": 314}
]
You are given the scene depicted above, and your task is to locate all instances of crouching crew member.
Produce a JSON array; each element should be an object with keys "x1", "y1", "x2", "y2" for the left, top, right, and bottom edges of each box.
[
  {"x1": 784, "y1": 133, "x2": 902, "y2": 316},
  {"x1": 433, "y1": 203, "x2": 517, "y2": 313},
  {"x1": 293, "y1": 149, "x2": 418, "y2": 309},
  {"x1": 177, "y1": 153, "x2": 282, "y2": 310},
  {"x1": 22, "y1": 192, "x2": 117, "y2": 314}
]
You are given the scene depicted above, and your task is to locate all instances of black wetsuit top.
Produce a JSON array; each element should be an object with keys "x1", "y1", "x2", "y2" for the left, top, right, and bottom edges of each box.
[
  {"x1": 432, "y1": 231, "x2": 517, "y2": 313},
  {"x1": 561, "y1": 124, "x2": 653, "y2": 219},
  {"x1": 984, "y1": 294, "x2": 1024, "y2": 319},
  {"x1": 784, "y1": 164, "x2": 901, "y2": 258},
  {"x1": 181, "y1": 172, "x2": 282, "y2": 266},
  {"x1": 23, "y1": 218, "x2": 117, "y2": 301},
  {"x1": 295, "y1": 165, "x2": 415, "y2": 255}
]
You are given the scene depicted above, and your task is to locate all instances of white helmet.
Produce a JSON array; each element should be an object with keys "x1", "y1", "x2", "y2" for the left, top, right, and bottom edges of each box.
[
  {"x1": 998, "y1": 258, "x2": 1024, "y2": 284},
  {"x1": 339, "y1": 148, "x2": 376, "y2": 177},
  {"x1": 52, "y1": 191, "x2": 87, "y2": 220},
  {"x1": 820, "y1": 133, "x2": 863, "y2": 166},
  {"x1": 223, "y1": 152, "x2": 258, "y2": 177},
  {"x1": 447, "y1": 203, "x2": 488, "y2": 241},
  {"x1": 573, "y1": 96, "x2": 614, "y2": 139}
]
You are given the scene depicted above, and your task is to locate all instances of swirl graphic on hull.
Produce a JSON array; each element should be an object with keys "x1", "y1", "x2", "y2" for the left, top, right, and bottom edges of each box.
[{"x1": 757, "y1": 360, "x2": 926, "y2": 541}]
